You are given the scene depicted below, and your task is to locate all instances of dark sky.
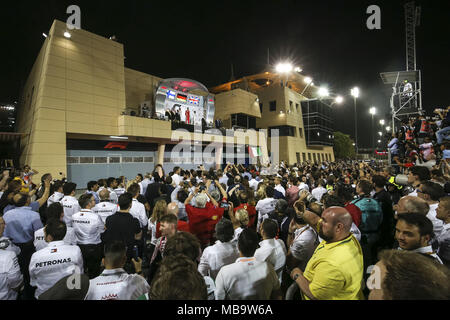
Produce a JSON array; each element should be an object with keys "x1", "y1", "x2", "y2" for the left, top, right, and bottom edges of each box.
[{"x1": 0, "y1": 0, "x2": 449, "y2": 148}]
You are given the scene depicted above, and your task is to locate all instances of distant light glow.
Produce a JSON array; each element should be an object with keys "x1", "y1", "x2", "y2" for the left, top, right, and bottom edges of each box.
[
  {"x1": 42, "y1": 33, "x2": 48, "y2": 38},
  {"x1": 335, "y1": 96, "x2": 344, "y2": 104},
  {"x1": 386, "y1": 126, "x2": 391, "y2": 131},
  {"x1": 294, "y1": 67, "x2": 302, "y2": 73},
  {"x1": 369, "y1": 107, "x2": 376, "y2": 115},
  {"x1": 378, "y1": 131, "x2": 382, "y2": 136},
  {"x1": 379, "y1": 119, "x2": 385, "y2": 125},
  {"x1": 304, "y1": 77, "x2": 312, "y2": 84},
  {"x1": 64, "y1": 31, "x2": 71, "y2": 39}
]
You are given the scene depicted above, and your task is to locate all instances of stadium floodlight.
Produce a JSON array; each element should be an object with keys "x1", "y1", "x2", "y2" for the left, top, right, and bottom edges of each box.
[
  {"x1": 379, "y1": 119, "x2": 385, "y2": 125},
  {"x1": 275, "y1": 63, "x2": 293, "y2": 73},
  {"x1": 294, "y1": 67, "x2": 302, "y2": 73},
  {"x1": 350, "y1": 87, "x2": 360, "y2": 98},
  {"x1": 304, "y1": 77, "x2": 312, "y2": 84},
  {"x1": 386, "y1": 126, "x2": 391, "y2": 131},
  {"x1": 318, "y1": 87, "x2": 329, "y2": 97},
  {"x1": 369, "y1": 107, "x2": 376, "y2": 115},
  {"x1": 334, "y1": 96, "x2": 344, "y2": 104}
]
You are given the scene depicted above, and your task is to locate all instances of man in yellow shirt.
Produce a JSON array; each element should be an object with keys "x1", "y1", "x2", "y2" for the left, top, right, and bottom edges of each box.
[{"x1": 290, "y1": 203, "x2": 364, "y2": 300}]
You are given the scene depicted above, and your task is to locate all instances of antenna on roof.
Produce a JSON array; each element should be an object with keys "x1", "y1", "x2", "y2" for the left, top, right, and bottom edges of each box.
[{"x1": 230, "y1": 63, "x2": 235, "y2": 81}]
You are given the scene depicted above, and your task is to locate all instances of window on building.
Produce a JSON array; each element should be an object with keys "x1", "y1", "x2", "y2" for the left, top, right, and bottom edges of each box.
[
  {"x1": 299, "y1": 127, "x2": 303, "y2": 138},
  {"x1": 109, "y1": 157, "x2": 121, "y2": 163},
  {"x1": 302, "y1": 153, "x2": 306, "y2": 162},
  {"x1": 269, "y1": 100, "x2": 276, "y2": 111},
  {"x1": 231, "y1": 113, "x2": 257, "y2": 129},
  {"x1": 289, "y1": 100, "x2": 293, "y2": 112},
  {"x1": 268, "y1": 125, "x2": 296, "y2": 137},
  {"x1": 296, "y1": 103, "x2": 299, "y2": 112},
  {"x1": 259, "y1": 103, "x2": 263, "y2": 113},
  {"x1": 296, "y1": 153, "x2": 300, "y2": 164},
  {"x1": 122, "y1": 157, "x2": 132, "y2": 163},
  {"x1": 308, "y1": 153, "x2": 311, "y2": 161}
]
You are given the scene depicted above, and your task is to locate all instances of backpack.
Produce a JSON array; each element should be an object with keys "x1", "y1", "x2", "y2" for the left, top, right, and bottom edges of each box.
[{"x1": 351, "y1": 197, "x2": 383, "y2": 233}]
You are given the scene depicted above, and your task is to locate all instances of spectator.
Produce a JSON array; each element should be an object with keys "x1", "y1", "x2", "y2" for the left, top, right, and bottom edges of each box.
[
  {"x1": 372, "y1": 175, "x2": 395, "y2": 250},
  {"x1": 233, "y1": 191, "x2": 256, "y2": 229},
  {"x1": 436, "y1": 196, "x2": 450, "y2": 266},
  {"x1": 311, "y1": 180, "x2": 327, "y2": 203},
  {"x1": 368, "y1": 249, "x2": 449, "y2": 300},
  {"x1": 215, "y1": 228, "x2": 282, "y2": 300},
  {"x1": 407, "y1": 166, "x2": 431, "y2": 197},
  {"x1": 417, "y1": 181, "x2": 445, "y2": 237},
  {"x1": 254, "y1": 218, "x2": 287, "y2": 283},
  {"x1": 255, "y1": 185, "x2": 277, "y2": 231},
  {"x1": 393, "y1": 195, "x2": 430, "y2": 216},
  {"x1": 395, "y1": 213, "x2": 443, "y2": 264},
  {"x1": 85, "y1": 241, "x2": 149, "y2": 300},
  {"x1": 198, "y1": 218, "x2": 239, "y2": 280},
  {"x1": 290, "y1": 205, "x2": 364, "y2": 300}
]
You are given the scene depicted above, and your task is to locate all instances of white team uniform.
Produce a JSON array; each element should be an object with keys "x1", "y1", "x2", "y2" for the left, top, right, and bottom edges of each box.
[
  {"x1": 60, "y1": 195, "x2": 81, "y2": 228},
  {"x1": 0, "y1": 236, "x2": 21, "y2": 256},
  {"x1": 72, "y1": 209, "x2": 104, "y2": 245},
  {"x1": 274, "y1": 184, "x2": 286, "y2": 197},
  {"x1": 255, "y1": 198, "x2": 277, "y2": 231},
  {"x1": 84, "y1": 268, "x2": 149, "y2": 300},
  {"x1": 92, "y1": 201, "x2": 118, "y2": 224},
  {"x1": 29, "y1": 240, "x2": 84, "y2": 298},
  {"x1": 0, "y1": 250, "x2": 23, "y2": 300},
  {"x1": 47, "y1": 191, "x2": 65, "y2": 207},
  {"x1": 113, "y1": 188, "x2": 126, "y2": 197},
  {"x1": 289, "y1": 225, "x2": 319, "y2": 271},
  {"x1": 427, "y1": 203, "x2": 444, "y2": 238},
  {"x1": 107, "y1": 188, "x2": 118, "y2": 204},
  {"x1": 33, "y1": 227, "x2": 77, "y2": 251},
  {"x1": 254, "y1": 238, "x2": 287, "y2": 283},
  {"x1": 198, "y1": 240, "x2": 240, "y2": 280},
  {"x1": 215, "y1": 257, "x2": 280, "y2": 300},
  {"x1": 129, "y1": 199, "x2": 148, "y2": 228}
]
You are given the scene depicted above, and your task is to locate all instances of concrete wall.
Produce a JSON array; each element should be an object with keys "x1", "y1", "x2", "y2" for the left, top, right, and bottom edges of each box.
[
  {"x1": 214, "y1": 89, "x2": 261, "y2": 122},
  {"x1": 124, "y1": 68, "x2": 162, "y2": 113}
]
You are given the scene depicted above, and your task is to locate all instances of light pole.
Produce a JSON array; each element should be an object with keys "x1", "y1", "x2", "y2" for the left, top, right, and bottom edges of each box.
[
  {"x1": 350, "y1": 87, "x2": 360, "y2": 155},
  {"x1": 369, "y1": 107, "x2": 376, "y2": 154}
]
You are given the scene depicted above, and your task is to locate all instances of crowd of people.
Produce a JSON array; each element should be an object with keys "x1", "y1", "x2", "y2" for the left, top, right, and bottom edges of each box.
[
  {"x1": 387, "y1": 107, "x2": 450, "y2": 170},
  {"x1": 0, "y1": 158, "x2": 449, "y2": 300}
]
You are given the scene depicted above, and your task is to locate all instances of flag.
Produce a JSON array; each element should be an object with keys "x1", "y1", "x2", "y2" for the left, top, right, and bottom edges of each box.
[
  {"x1": 51, "y1": 248, "x2": 57, "y2": 253},
  {"x1": 176, "y1": 94, "x2": 187, "y2": 102},
  {"x1": 189, "y1": 95, "x2": 199, "y2": 105},
  {"x1": 167, "y1": 90, "x2": 176, "y2": 100},
  {"x1": 249, "y1": 147, "x2": 261, "y2": 158}
]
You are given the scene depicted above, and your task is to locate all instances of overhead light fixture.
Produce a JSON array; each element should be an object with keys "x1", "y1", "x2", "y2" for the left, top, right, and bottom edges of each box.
[
  {"x1": 350, "y1": 87, "x2": 360, "y2": 98},
  {"x1": 42, "y1": 33, "x2": 48, "y2": 38},
  {"x1": 335, "y1": 96, "x2": 344, "y2": 104},
  {"x1": 275, "y1": 62, "x2": 293, "y2": 73},
  {"x1": 304, "y1": 77, "x2": 312, "y2": 84},
  {"x1": 64, "y1": 31, "x2": 71, "y2": 39},
  {"x1": 369, "y1": 107, "x2": 376, "y2": 115},
  {"x1": 110, "y1": 136, "x2": 128, "y2": 140}
]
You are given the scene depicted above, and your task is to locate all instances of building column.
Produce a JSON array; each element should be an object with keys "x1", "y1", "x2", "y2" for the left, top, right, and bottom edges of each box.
[
  {"x1": 215, "y1": 143, "x2": 223, "y2": 170},
  {"x1": 157, "y1": 144, "x2": 165, "y2": 165}
]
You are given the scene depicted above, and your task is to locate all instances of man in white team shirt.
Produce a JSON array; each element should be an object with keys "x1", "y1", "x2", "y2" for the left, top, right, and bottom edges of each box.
[
  {"x1": 417, "y1": 181, "x2": 445, "y2": 237},
  {"x1": 311, "y1": 181, "x2": 327, "y2": 203},
  {"x1": 274, "y1": 177, "x2": 286, "y2": 197},
  {"x1": 215, "y1": 228, "x2": 282, "y2": 300},
  {"x1": 255, "y1": 185, "x2": 277, "y2": 231},
  {"x1": 0, "y1": 216, "x2": 23, "y2": 300},
  {"x1": 127, "y1": 183, "x2": 148, "y2": 229},
  {"x1": 29, "y1": 219, "x2": 83, "y2": 299},
  {"x1": 254, "y1": 219, "x2": 287, "y2": 284},
  {"x1": 60, "y1": 182, "x2": 80, "y2": 228},
  {"x1": 47, "y1": 180, "x2": 65, "y2": 207},
  {"x1": 92, "y1": 189, "x2": 118, "y2": 224},
  {"x1": 34, "y1": 203, "x2": 77, "y2": 251},
  {"x1": 85, "y1": 241, "x2": 149, "y2": 300},
  {"x1": 198, "y1": 218, "x2": 239, "y2": 281},
  {"x1": 106, "y1": 177, "x2": 119, "y2": 204},
  {"x1": 72, "y1": 194, "x2": 105, "y2": 279}
]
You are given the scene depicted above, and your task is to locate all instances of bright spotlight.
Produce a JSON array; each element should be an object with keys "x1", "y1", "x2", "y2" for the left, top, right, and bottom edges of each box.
[
  {"x1": 386, "y1": 126, "x2": 391, "y2": 132},
  {"x1": 350, "y1": 87, "x2": 360, "y2": 98},
  {"x1": 318, "y1": 87, "x2": 329, "y2": 97},
  {"x1": 294, "y1": 67, "x2": 302, "y2": 73},
  {"x1": 369, "y1": 107, "x2": 376, "y2": 115},
  {"x1": 275, "y1": 63, "x2": 293, "y2": 73},
  {"x1": 64, "y1": 31, "x2": 71, "y2": 39},
  {"x1": 379, "y1": 119, "x2": 385, "y2": 125},
  {"x1": 42, "y1": 33, "x2": 48, "y2": 38},
  {"x1": 304, "y1": 77, "x2": 312, "y2": 84},
  {"x1": 378, "y1": 131, "x2": 382, "y2": 136}
]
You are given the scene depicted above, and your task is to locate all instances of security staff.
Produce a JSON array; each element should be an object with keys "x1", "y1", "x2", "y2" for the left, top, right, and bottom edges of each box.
[
  {"x1": 85, "y1": 241, "x2": 149, "y2": 300},
  {"x1": 92, "y1": 189, "x2": 118, "y2": 224},
  {"x1": 72, "y1": 194, "x2": 105, "y2": 279},
  {"x1": 60, "y1": 182, "x2": 80, "y2": 227},
  {"x1": 29, "y1": 219, "x2": 83, "y2": 299}
]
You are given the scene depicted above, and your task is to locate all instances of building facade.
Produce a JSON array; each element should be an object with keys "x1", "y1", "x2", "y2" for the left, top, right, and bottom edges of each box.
[
  {"x1": 16, "y1": 20, "x2": 269, "y2": 186},
  {"x1": 210, "y1": 73, "x2": 335, "y2": 165}
]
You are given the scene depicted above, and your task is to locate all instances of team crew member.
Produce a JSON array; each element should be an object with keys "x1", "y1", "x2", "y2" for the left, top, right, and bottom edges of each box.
[
  {"x1": 198, "y1": 218, "x2": 239, "y2": 280},
  {"x1": 29, "y1": 219, "x2": 84, "y2": 299},
  {"x1": 92, "y1": 189, "x2": 118, "y2": 224},
  {"x1": 85, "y1": 241, "x2": 149, "y2": 300},
  {"x1": 86, "y1": 181, "x2": 100, "y2": 204},
  {"x1": 106, "y1": 177, "x2": 119, "y2": 204},
  {"x1": 290, "y1": 204, "x2": 364, "y2": 300},
  {"x1": 47, "y1": 180, "x2": 65, "y2": 207},
  {"x1": 72, "y1": 194, "x2": 105, "y2": 278},
  {"x1": 215, "y1": 228, "x2": 282, "y2": 300},
  {"x1": 436, "y1": 196, "x2": 450, "y2": 266},
  {"x1": 34, "y1": 203, "x2": 77, "y2": 251},
  {"x1": 60, "y1": 182, "x2": 80, "y2": 227},
  {"x1": 255, "y1": 186, "x2": 277, "y2": 231},
  {"x1": 0, "y1": 244, "x2": 23, "y2": 300},
  {"x1": 254, "y1": 219, "x2": 287, "y2": 283},
  {"x1": 0, "y1": 216, "x2": 21, "y2": 256}
]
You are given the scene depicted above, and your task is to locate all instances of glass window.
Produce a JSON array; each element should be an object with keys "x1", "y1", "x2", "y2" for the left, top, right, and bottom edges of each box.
[
  {"x1": 67, "y1": 157, "x2": 79, "y2": 164},
  {"x1": 109, "y1": 157, "x2": 120, "y2": 163},
  {"x1": 269, "y1": 101, "x2": 276, "y2": 111},
  {"x1": 80, "y1": 157, "x2": 94, "y2": 164},
  {"x1": 259, "y1": 103, "x2": 263, "y2": 113},
  {"x1": 122, "y1": 157, "x2": 132, "y2": 163},
  {"x1": 133, "y1": 157, "x2": 144, "y2": 163},
  {"x1": 94, "y1": 157, "x2": 107, "y2": 164},
  {"x1": 144, "y1": 157, "x2": 154, "y2": 163}
]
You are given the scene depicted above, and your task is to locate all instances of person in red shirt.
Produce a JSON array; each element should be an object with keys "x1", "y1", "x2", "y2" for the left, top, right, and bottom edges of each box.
[
  {"x1": 334, "y1": 185, "x2": 362, "y2": 227},
  {"x1": 184, "y1": 181, "x2": 224, "y2": 248},
  {"x1": 234, "y1": 192, "x2": 257, "y2": 229}
]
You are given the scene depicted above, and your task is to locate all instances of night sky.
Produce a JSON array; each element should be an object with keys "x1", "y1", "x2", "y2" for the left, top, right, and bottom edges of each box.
[{"x1": 1, "y1": 0, "x2": 449, "y2": 148}]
